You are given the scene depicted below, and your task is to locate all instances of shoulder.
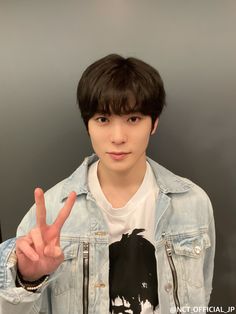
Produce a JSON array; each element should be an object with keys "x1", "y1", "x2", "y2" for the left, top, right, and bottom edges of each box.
[
  {"x1": 168, "y1": 173, "x2": 214, "y2": 229},
  {"x1": 148, "y1": 157, "x2": 209, "y2": 197},
  {"x1": 147, "y1": 157, "x2": 213, "y2": 218}
]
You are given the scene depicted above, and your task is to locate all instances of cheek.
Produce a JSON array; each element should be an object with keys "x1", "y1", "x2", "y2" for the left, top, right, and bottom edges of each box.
[
  {"x1": 89, "y1": 132, "x2": 106, "y2": 152},
  {"x1": 136, "y1": 128, "x2": 151, "y2": 144}
]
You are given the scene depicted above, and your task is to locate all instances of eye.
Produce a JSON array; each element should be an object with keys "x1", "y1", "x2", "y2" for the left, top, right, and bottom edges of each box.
[
  {"x1": 95, "y1": 116, "x2": 109, "y2": 124},
  {"x1": 128, "y1": 116, "x2": 141, "y2": 124}
]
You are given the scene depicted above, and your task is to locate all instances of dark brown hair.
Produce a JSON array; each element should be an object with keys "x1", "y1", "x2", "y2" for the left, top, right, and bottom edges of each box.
[{"x1": 77, "y1": 54, "x2": 166, "y2": 130}]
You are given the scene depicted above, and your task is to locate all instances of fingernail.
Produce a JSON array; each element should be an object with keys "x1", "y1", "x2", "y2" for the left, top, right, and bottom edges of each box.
[{"x1": 35, "y1": 187, "x2": 43, "y2": 195}]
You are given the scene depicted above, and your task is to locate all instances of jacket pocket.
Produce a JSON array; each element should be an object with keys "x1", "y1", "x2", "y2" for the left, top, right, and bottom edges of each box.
[{"x1": 172, "y1": 232, "x2": 211, "y2": 288}]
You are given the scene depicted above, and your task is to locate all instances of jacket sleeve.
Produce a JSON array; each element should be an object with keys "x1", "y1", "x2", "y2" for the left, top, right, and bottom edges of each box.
[{"x1": 204, "y1": 196, "x2": 216, "y2": 305}]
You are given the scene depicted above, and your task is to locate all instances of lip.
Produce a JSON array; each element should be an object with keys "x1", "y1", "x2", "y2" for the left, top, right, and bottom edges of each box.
[
  {"x1": 107, "y1": 152, "x2": 130, "y2": 160},
  {"x1": 108, "y1": 152, "x2": 130, "y2": 155}
]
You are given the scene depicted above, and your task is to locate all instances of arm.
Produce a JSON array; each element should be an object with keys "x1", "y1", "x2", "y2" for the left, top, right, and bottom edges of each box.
[{"x1": 204, "y1": 196, "x2": 216, "y2": 305}]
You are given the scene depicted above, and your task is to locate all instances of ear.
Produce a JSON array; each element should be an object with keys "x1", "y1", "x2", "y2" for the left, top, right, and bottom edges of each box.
[{"x1": 151, "y1": 118, "x2": 159, "y2": 135}]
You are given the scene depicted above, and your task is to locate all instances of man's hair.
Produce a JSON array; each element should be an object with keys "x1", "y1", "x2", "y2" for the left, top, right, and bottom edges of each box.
[{"x1": 77, "y1": 54, "x2": 166, "y2": 130}]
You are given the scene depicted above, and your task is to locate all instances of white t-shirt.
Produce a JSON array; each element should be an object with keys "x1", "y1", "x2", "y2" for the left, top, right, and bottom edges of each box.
[{"x1": 88, "y1": 160, "x2": 159, "y2": 314}]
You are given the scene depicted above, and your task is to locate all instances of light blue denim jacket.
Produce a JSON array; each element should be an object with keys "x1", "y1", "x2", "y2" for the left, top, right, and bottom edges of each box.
[{"x1": 0, "y1": 154, "x2": 215, "y2": 314}]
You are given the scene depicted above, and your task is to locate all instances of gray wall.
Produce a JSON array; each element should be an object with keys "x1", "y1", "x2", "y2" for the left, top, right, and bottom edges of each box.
[{"x1": 0, "y1": 0, "x2": 235, "y2": 307}]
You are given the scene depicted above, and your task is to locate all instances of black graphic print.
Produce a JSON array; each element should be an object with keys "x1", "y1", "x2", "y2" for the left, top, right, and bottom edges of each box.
[{"x1": 109, "y1": 228, "x2": 158, "y2": 314}]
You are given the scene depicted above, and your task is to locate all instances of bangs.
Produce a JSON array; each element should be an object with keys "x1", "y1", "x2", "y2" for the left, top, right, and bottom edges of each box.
[
  {"x1": 97, "y1": 88, "x2": 143, "y2": 115},
  {"x1": 93, "y1": 68, "x2": 153, "y2": 116}
]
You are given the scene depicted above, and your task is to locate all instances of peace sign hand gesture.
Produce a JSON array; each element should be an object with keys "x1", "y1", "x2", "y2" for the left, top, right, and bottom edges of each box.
[{"x1": 16, "y1": 188, "x2": 77, "y2": 281}]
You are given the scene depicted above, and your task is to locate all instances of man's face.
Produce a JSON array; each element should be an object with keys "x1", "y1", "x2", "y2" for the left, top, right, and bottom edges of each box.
[{"x1": 88, "y1": 112, "x2": 158, "y2": 174}]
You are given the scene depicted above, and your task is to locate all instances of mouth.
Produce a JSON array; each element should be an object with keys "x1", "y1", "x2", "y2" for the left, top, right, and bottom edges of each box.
[{"x1": 107, "y1": 152, "x2": 131, "y2": 160}]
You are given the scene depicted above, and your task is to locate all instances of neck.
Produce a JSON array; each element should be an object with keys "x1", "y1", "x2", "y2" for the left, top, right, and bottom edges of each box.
[{"x1": 97, "y1": 156, "x2": 147, "y2": 190}]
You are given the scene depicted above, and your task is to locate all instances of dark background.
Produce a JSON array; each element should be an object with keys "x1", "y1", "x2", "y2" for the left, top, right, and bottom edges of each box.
[{"x1": 0, "y1": 0, "x2": 235, "y2": 307}]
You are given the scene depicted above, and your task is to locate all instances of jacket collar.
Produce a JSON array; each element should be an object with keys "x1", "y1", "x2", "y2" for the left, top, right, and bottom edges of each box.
[
  {"x1": 146, "y1": 157, "x2": 193, "y2": 194},
  {"x1": 61, "y1": 154, "x2": 192, "y2": 200}
]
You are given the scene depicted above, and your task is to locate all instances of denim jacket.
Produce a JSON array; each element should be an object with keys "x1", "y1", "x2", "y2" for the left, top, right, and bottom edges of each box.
[{"x1": 0, "y1": 154, "x2": 215, "y2": 314}]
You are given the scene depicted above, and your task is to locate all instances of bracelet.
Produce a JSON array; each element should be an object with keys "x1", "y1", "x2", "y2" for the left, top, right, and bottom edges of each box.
[{"x1": 16, "y1": 270, "x2": 49, "y2": 291}]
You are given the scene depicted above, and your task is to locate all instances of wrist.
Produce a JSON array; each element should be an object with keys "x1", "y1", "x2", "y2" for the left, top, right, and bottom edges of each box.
[
  {"x1": 16, "y1": 269, "x2": 49, "y2": 291},
  {"x1": 22, "y1": 275, "x2": 44, "y2": 282}
]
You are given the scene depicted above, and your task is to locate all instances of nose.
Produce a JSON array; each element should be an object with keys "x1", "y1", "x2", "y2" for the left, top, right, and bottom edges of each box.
[{"x1": 110, "y1": 123, "x2": 127, "y2": 144}]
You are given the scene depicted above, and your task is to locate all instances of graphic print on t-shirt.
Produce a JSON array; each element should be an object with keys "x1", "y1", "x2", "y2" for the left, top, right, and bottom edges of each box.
[{"x1": 109, "y1": 228, "x2": 158, "y2": 314}]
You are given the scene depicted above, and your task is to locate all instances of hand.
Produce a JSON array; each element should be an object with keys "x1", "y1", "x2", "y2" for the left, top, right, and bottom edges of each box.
[{"x1": 16, "y1": 188, "x2": 77, "y2": 281}]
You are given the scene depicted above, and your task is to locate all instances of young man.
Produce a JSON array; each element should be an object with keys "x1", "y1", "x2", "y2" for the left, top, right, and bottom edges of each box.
[{"x1": 0, "y1": 54, "x2": 215, "y2": 314}]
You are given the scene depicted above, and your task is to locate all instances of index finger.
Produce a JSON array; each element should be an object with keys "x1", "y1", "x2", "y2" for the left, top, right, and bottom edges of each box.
[
  {"x1": 53, "y1": 191, "x2": 77, "y2": 231},
  {"x1": 34, "y1": 187, "x2": 47, "y2": 228}
]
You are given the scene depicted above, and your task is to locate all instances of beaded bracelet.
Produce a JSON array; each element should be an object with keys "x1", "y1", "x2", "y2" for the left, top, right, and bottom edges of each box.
[{"x1": 16, "y1": 270, "x2": 49, "y2": 291}]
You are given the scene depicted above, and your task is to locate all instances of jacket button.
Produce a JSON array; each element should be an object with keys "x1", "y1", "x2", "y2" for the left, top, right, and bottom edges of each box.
[
  {"x1": 95, "y1": 282, "x2": 106, "y2": 288},
  {"x1": 194, "y1": 245, "x2": 202, "y2": 254},
  {"x1": 164, "y1": 283, "x2": 172, "y2": 292},
  {"x1": 95, "y1": 231, "x2": 108, "y2": 236}
]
